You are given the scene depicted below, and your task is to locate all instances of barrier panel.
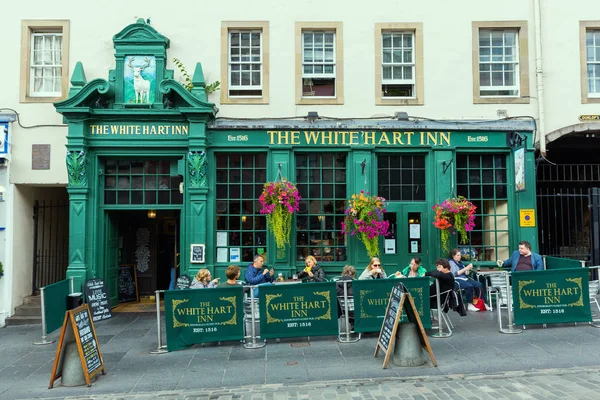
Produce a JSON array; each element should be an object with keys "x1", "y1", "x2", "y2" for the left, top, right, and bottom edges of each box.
[
  {"x1": 43, "y1": 279, "x2": 71, "y2": 335},
  {"x1": 512, "y1": 268, "x2": 592, "y2": 325},
  {"x1": 544, "y1": 256, "x2": 585, "y2": 270},
  {"x1": 353, "y1": 277, "x2": 431, "y2": 332},
  {"x1": 164, "y1": 286, "x2": 245, "y2": 351},
  {"x1": 259, "y1": 282, "x2": 338, "y2": 339}
]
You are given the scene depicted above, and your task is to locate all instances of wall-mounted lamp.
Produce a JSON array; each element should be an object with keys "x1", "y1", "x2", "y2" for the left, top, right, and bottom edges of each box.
[
  {"x1": 306, "y1": 111, "x2": 319, "y2": 122},
  {"x1": 242, "y1": 215, "x2": 247, "y2": 223},
  {"x1": 395, "y1": 111, "x2": 409, "y2": 121},
  {"x1": 506, "y1": 132, "x2": 526, "y2": 148},
  {"x1": 317, "y1": 215, "x2": 324, "y2": 222},
  {"x1": 147, "y1": 209, "x2": 156, "y2": 219}
]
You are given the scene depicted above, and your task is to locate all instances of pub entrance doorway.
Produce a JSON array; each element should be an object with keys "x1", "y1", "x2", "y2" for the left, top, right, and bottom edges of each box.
[{"x1": 105, "y1": 209, "x2": 180, "y2": 306}]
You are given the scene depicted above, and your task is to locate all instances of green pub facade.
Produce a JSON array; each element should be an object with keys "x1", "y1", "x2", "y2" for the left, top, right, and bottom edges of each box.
[{"x1": 56, "y1": 21, "x2": 539, "y2": 303}]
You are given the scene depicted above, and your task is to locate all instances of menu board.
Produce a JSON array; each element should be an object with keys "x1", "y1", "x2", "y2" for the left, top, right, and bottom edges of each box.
[
  {"x1": 175, "y1": 275, "x2": 191, "y2": 290},
  {"x1": 374, "y1": 283, "x2": 436, "y2": 368},
  {"x1": 49, "y1": 304, "x2": 106, "y2": 388},
  {"x1": 84, "y1": 279, "x2": 112, "y2": 322},
  {"x1": 118, "y1": 264, "x2": 138, "y2": 303}
]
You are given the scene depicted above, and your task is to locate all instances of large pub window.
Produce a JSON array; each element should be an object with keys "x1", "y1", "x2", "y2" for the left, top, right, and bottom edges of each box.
[
  {"x1": 456, "y1": 153, "x2": 510, "y2": 262},
  {"x1": 377, "y1": 154, "x2": 426, "y2": 201},
  {"x1": 104, "y1": 160, "x2": 183, "y2": 205},
  {"x1": 215, "y1": 153, "x2": 267, "y2": 264},
  {"x1": 295, "y1": 153, "x2": 347, "y2": 263}
]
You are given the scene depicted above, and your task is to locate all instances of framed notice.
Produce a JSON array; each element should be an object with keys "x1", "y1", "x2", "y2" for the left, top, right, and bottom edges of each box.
[
  {"x1": 514, "y1": 147, "x2": 525, "y2": 192},
  {"x1": 411, "y1": 241, "x2": 419, "y2": 253},
  {"x1": 230, "y1": 248, "x2": 240, "y2": 262},
  {"x1": 384, "y1": 239, "x2": 396, "y2": 254},
  {"x1": 216, "y1": 232, "x2": 228, "y2": 247},
  {"x1": 190, "y1": 244, "x2": 205, "y2": 264},
  {"x1": 409, "y1": 224, "x2": 420, "y2": 239},
  {"x1": 217, "y1": 248, "x2": 228, "y2": 263}
]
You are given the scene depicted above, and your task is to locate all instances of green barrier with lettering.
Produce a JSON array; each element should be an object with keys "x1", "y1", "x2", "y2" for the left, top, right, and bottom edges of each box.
[
  {"x1": 544, "y1": 256, "x2": 583, "y2": 270},
  {"x1": 512, "y1": 268, "x2": 592, "y2": 325},
  {"x1": 259, "y1": 282, "x2": 338, "y2": 339},
  {"x1": 164, "y1": 286, "x2": 244, "y2": 351},
  {"x1": 43, "y1": 279, "x2": 70, "y2": 334},
  {"x1": 353, "y1": 277, "x2": 431, "y2": 332}
]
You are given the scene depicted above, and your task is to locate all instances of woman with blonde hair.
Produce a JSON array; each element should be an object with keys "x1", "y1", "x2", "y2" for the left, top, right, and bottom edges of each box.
[
  {"x1": 297, "y1": 255, "x2": 325, "y2": 282},
  {"x1": 190, "y1": 268, "x2": 219, "y2": 288},
  {"x1": 359, "y1": 257, "x2": 387, "y2": 280}
]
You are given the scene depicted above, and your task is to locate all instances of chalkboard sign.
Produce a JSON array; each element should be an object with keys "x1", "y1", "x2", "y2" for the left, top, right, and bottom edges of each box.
[
  {"x1": 175, "y1": 275, "x2": 191, "y2": 290},
  {"x1": 374, "y1": 283, "x2": 436, "y2": 368},
  {"x1": 49, "y1": 304, "x2": 106, "y2": 388},
  {"x1": 84, "y1": 279, "x2": 112, "y2": 322},
  {"x1": 118, "y1": 264, "x2": 139, "y2": 303}
]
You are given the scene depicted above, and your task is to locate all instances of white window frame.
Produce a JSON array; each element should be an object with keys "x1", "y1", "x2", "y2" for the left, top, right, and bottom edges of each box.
[
  {"x1": 29, "y1": 32, "x2": 63, "y2": 98},
  {"x1": 228, "y1": 30, "x2": 263, "y2": 97},
  {"x1": 302, "y1": 30, "x2": 336, "y2": 98},
  {"x1": 587, "y1": 29, "x2": 600, "y2": 98},
  {"x1": 478, "y1": 29, "x2": 520, "y2": 97},
  {"x1": 381, "y1": 31, "x2": 415, "y2": 99}
]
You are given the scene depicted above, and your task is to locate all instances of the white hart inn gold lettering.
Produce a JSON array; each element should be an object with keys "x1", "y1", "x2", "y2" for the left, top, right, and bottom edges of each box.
[
  {"x1": 267, "y1": 131, "x2": 451, "y2": 146},
  {"x1": 89, "y1": 124, "x2": 189, "y2": 136}
]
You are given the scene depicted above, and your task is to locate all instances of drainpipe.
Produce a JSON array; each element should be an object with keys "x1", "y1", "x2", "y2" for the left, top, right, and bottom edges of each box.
[{"x1": 533, "y1": 0, "x2": 547, "y2": 156}]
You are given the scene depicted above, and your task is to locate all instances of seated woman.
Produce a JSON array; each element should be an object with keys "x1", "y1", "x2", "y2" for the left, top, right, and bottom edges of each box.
[
  {"x1": 390, "y1": 256, "x2": 427, "y2": 278},
  {"x1": 426, "y1": 258, "x2": 455, "y2": 309},
  {"x1": 297, "y1": 255, "x2": 325, "y2": 282},
  {"x1": 448, "y1": 248, "x2": 486, "y2": 312},
  {"x1": 190, "y1": 268, "x2": 219, "y2": 289},
  {"x1": 359, "y1": 257, "x2": 387, "y2": 280}
]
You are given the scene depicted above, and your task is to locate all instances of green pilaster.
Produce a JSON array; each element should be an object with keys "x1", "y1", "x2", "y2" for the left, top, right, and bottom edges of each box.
[
  {"x1": 349, "y1": 150, "x2": 375, "y2": 267},
  {"x1": 514, "y1": 137, "x2": 539, "y2": 252},
  {"x1": 432, "y1": 150, "x2": 454, "y2": 256},
  {"x1": 269, "y1": 150, "x2": 293, "y2": 274}
]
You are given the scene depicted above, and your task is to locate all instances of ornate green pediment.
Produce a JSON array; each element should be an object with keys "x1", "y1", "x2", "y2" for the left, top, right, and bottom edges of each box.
[{"x1": 55, "y1": 19, "x2": 216, "y2": 121}]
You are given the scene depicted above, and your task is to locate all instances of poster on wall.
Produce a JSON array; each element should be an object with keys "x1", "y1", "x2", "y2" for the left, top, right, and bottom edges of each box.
[
  {"x1": 384, "y1": 239, "x2": 396, "y2": 254},
  {"x1": 230, "y1": 248, "x2": 240, "y2": 263},
  {"x1": 216, "y1": 232, "x2": 228, "y2": 247},
  {"x1": 514, "y1": 147, "x2": 526, "y2": 192},
  {"x1": 124, "y1": 55, "x2": 156, "y2": 104},
  {"x1": 217, "y1": 248, "x2": 228, "y2": 263},
  {"x1": 190, "y1": 244, "x2": 205, "y2": 264}
]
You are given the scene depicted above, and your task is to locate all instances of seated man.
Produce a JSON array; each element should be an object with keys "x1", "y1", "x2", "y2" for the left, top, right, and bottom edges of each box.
[
  {"x1": 426, "y1": 258, "x2": 455, "y2": 309},
  {"x1": 244, "y1": 254, "x2": 274, "y2": 297},
  {"x1": 498, "y1": 240, "x2": 543, "y2": 272},
  {"x1": 218, "y1": 265, "x2": 241, "y2": 287},
  {"x1": 448, "y1": 249, "x2": 486, "y2": 312}
]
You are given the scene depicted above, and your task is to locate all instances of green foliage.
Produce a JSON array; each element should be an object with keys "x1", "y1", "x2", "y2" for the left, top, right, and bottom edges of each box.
[{"x1": 172, "y1": 58, "x2": 220, "y2": 94}]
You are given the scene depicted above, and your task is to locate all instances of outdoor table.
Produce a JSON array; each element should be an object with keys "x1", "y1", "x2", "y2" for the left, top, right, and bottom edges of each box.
[
  {"x1": 273, "y1": 280, "x2": 302, "y2": 285},
  {"x1": 472, "y1": 268, "x2": 509, "y2": 311}
]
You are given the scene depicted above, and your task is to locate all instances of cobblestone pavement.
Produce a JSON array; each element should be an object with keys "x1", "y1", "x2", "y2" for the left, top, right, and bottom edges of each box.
[{"x1": 14, "y1": 366, "x2": 600, "y2": 400}]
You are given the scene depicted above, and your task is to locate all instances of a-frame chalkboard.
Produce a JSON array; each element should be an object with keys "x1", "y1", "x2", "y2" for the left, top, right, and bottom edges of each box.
[
  {"x1": 374, "y1": 283, "x2": 436, "y2": 369},
  {"x1": 118, "y1": 264, "x2": 139, "y2": 303},
  {"x1": 49, "y1": 304, "x2": 106, "y2": 388}
]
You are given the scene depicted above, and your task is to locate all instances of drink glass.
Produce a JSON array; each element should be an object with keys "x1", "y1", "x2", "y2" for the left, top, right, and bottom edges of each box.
[{"x1": 292, "y1": 274, "x2": 298, "y2": 281}]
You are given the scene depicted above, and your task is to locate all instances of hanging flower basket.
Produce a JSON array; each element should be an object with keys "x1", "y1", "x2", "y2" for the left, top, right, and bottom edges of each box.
[
  {"x1": 432, "y1": 196, "x2": 477, "y2": 253},
  {"x1": 341, "y1": 191, "x2": 390, "y2": 258},
  {"x1": 259, "y1": 180, "x2": 301, "y2": 250}
]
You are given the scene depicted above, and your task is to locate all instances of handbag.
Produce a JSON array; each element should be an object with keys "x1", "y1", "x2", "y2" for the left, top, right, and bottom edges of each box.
[{"x1": 472, "y1": 288, "x2": 487, "y2": 311}]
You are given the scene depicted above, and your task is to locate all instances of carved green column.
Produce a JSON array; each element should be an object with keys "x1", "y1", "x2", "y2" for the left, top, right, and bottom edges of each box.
[{"x1": 66, "y1": 148, "x2": 90, "y2": 292}]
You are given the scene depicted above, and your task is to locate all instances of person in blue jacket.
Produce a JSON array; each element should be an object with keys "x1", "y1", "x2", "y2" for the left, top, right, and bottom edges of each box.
[
  {"x1": 497, "y1": 240, "x2": 543, "y2": 272},
  {"x1": 244, "y1": 254, "x2": 274, "y2": 296}
]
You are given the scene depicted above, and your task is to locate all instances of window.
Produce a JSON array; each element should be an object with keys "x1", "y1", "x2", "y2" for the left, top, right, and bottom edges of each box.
[
  {"x1": 375, "y1": 23, "x2": 424, "y2": 105},
  {"x1": 20, "y1": 20, "x2": 70, "y2": 102},
  {"x1": 295, "y1": 153, "x2": 347, "y2": 263},
  {"x1": 104, "y1": 160, "x2": 183, "y2": 205},
  {"x1": 215, "y1": 153, "x2": 267, "y2": 263},
  {"x1": 456, "y1": 154, "x2": 509, "y2": 262},
  {"x1": 580, "y1": 22, "x2": 600, "y2": 103},
  {"x1": 377, "y1": 155, "x2": 426, "y2": 201},
  {"x1": 220, "y1": 22, "x2": 269, "y2": 104},
  {"x1": 472, "y1": 21, "x2": 529, "y2": 104},
  {"x1": 296, "y1": 22, "x2": 343, "y2": 105}
]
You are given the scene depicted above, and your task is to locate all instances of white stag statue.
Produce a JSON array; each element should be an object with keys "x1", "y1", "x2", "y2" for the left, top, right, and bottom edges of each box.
[{"x1": 127, "y1": 57, "x2": 151, "y2": 103}]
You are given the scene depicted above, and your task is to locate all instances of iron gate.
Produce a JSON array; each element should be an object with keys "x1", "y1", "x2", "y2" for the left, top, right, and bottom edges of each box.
[
  {"x1": 536, "y1": 162, "x2": 600, "y2": 266},
  {"x1": 32, "y1": 200, "x2": 69, "y2": 293}
]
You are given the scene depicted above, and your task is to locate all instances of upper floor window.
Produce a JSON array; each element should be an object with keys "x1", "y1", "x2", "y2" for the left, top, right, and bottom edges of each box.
[
  {"x1": 20, "y1": 20, "x2": 70, "y2": 103},
  {"x1": 221, "y1": 22, "x2": 269, "y2": 104},
  {"x1": 375, "y1": 23, "x2": 424, "y2": 106},
  {"x1": 472, "y1": 22, "x2": 529, "y2": 104},
  {"x1": 581, "y1": 22, "x2": 600, "y2": 103},
  {"x1": 296, "y1": 22, "x2": 343, "y2": 105}
]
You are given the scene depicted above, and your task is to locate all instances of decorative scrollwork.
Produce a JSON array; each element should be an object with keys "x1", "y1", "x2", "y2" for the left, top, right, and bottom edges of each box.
[
  {"x1": 219, "y1": 296, "x2": 238, "y2": 325},
  {"x1": 172, "y1": 299, "x2": 190, "y2": 328},
  {"x1": 265, "y1": 293, "x2": 284, "y2": 323},
  {"x1": 518, "y1": 280, "x2": 536, "y2": 309},
  {"x1": 188, "y1": 151, "x2": 207, "y2": 187},
  {"x1": 66, "y1": 150, "x2": 88, "y2": 187},
  {"x1": 313, "y1": 290, "x2": 332, "y2": 321},
  {"x1": 566, "y1": 277, "x2": 584, "y2": 307},
  {"x1": 359, "y1": 289, "x2": 377, "y2": 319}
]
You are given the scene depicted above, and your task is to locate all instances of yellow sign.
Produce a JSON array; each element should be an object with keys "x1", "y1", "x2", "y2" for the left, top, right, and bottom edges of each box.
[
  {"x1": 520, "y1": 209, "x2": 536, "y2": 227},
  {"x1": 579, "y1": 115, "x2": 600, "y2": 122}
]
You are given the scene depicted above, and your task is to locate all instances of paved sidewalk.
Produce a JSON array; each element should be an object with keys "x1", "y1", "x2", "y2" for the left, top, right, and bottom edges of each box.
[{"x1": 2, "y1": 309, "x2": 600, "y2": 399}]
